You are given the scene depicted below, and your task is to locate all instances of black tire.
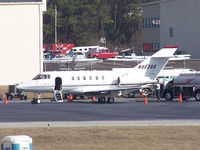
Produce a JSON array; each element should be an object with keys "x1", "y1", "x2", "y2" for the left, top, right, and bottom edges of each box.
[
  {"x1": 107, "y1": 97, "x2": 115, "y2": 103},
  {"x1": 182, "y1": 98, "x2": 188, "y2": 101},
  {"x1": 195, "y1": 90, "x2": 200, "y2": 101},
  {"x1": 142, "y1": 88, "x2": 150, "y2": 96},
  {"x1": 127, "y1": 92, "x2": 135, "y2": 98},
  {"x1": 31, "y1": 99, "x2": 37, "y2": 104},
  {"x1": 24, "y1": 95, "x2": 27, "y2": 100},
  {"x1": 98, "y1": 97, "x2": 106, "y2": 103},
  {"x1": 7, "y1": 95, "x2": 13, "y2": 100},
  {"x1": 20, "y1": 95, "x2": 27, "y2": 100},
  {"x1": 164, "y1": 90, "x2": 173, "y2": 101}
]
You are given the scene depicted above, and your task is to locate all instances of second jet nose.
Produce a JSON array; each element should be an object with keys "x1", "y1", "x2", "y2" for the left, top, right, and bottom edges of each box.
[
  {"x1": 16, "y1": 82, "x2": 27, "y2": 91},
  {"x1": 16, "y1": 83, "x2": 23, "y2": 90}
]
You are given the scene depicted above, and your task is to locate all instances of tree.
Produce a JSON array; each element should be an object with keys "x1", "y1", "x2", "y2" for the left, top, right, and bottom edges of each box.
[{"x1": 43, "y1": 0, "x2": 142, "y2": 49}]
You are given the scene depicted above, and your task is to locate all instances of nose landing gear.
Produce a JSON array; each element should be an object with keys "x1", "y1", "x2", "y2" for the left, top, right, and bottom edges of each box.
[{"x1": 31, "y1": 93, "x2": 42, "y2": 104}]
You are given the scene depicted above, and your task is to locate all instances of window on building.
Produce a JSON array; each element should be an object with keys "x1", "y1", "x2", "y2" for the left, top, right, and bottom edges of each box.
[
  {"x1": 143, "y1": 43, "x2": 160, "y2": 52},
  {"x1": 72, "y1": 76, "x2": 74, "y2": 80},
  {"x1": 143, "y1": 18, "x2": 160, "y2": 28},
  {"x1": 169, "y1": 27, "x2": 174, "y2": 37},
  {"x1": 77, "y1": 76, "x2": 80, "y2": 80},
  {"x1": 96, "y1": 76, "x2": 98, "y2": 80}
]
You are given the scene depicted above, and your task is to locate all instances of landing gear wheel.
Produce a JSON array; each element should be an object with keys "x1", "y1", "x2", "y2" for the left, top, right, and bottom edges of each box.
[
  {"x1": 127, "y1": 92, "x2": 135, "y2": 98},
  {"x1": 31, "y1": 99, "x2": 42, "y2": 104},
  {"x1": 98, "y1": 97, "x2": 106, "y2": 103},
  {"x1": 142, "y1": 88, "x2": 150, "y2": 96},
  {"x1": 195, "y1": 90, "x2": 200, "y2": 101},
  {"x1": 107, "y1": 97, "x2": 115, "y2": 103},
  {"x1": 37, "y1": 99, "x2": 41, "y2": 104},
  {"x1": 7, "y1": 95, "x2": 13, "y2": 100}
]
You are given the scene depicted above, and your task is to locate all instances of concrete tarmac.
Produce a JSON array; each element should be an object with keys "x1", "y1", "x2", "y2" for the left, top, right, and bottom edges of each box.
[{"x1": 0, "y1": 97, "x2": 200, "y2": 127}]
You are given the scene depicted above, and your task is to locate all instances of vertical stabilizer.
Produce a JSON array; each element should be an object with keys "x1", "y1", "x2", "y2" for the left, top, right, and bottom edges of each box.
[{"x1": 134, "y1": 45, "x2": 178, "y2": 80}]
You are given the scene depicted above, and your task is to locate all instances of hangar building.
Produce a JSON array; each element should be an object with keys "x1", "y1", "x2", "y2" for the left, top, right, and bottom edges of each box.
[
  {"x1": 0, "y1": 0, "x2": 46, "y2": 85},
  {"x1": 142, "y1": 0, "x2": 200, "y2": 58}
]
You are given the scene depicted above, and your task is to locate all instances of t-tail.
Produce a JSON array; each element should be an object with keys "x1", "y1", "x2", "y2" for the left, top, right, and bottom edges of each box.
[{"x1": 134, "y1": 45, "x2": 178, "y2": 80}]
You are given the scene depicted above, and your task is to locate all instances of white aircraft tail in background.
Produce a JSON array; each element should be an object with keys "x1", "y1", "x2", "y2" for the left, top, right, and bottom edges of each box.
[{"x1": 17, "y1": 45, "x2": 178, "y2": 104}]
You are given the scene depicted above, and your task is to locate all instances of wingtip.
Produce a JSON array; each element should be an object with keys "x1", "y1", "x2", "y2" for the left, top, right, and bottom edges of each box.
[{"x1": 164, "y1": 45, "x2": 178, "y2": 48}]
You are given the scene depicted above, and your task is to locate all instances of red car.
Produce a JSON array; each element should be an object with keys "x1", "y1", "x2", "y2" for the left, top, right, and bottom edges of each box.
[{"x1": 88, "y1": 48, "x2": 118, "y2": 59}]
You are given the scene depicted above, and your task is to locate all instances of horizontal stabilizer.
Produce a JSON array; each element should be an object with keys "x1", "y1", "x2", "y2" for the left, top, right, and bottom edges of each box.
[{"x1": 152, "y1": 45, "x2": 178, "y2": 57}]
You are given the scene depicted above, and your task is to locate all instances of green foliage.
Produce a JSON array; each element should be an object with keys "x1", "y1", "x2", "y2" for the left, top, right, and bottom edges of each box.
[{"x1": 43, "y1": 0, "x2": 142, "y2": 46}]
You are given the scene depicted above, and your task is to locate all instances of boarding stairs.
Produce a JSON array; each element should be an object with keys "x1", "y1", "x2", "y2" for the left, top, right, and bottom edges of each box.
[{"x1": 54, "y1": 90, "x2": 63, "y2": 102}]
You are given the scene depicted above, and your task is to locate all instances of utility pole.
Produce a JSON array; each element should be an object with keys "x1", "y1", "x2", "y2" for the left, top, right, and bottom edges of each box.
[
  {"x1": 114, "y1": 0, "x2": 117, "y2": 30},
  {"x1": 55, "y1": 5, "x2": 57, "y2": 45}
]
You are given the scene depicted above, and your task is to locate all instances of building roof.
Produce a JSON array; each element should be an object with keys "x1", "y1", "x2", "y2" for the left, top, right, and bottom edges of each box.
[{"x1": 0, "y1": 0, "x2": 42, "y2": 2}]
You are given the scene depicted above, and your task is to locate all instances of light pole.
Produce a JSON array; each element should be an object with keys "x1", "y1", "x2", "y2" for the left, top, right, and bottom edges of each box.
[{"x1": 55, "y1": 5, "x2": 57, "y2": 45}]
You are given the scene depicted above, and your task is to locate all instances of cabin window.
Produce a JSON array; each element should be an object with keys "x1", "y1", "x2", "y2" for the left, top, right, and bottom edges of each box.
[
  {"x1": 33, "y1": 74, "x2": 50, "y2": 80},
  {"x1": 169, "y1": 27, "x2": 174, "y2": 38},
  {"x1": 83, "y1": 76, "x2": 86, "y2": 80},
  {"x1": 89, "y1": 76, "x2": 92, "y2": 80},
  {"x1": 72, "y1": 76, "x2": 74, "y2": 80},
  {"x1": 96, "y1": 76, "x2": 98, "y2": 80},
  {"x1": 77, "y1": 76, "x2": 80, "y2": 80},
  {"x1": 102, "y1": 76, "x2": 105, "y2": 80}
]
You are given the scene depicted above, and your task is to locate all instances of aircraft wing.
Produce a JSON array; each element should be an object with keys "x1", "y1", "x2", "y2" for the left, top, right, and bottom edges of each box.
[
  {"x1": 108, "y1": 54, "x2": 190, "y2": 61},
  {"x1": 67, "y1": 85, "x2": 141, "y2": 95}
]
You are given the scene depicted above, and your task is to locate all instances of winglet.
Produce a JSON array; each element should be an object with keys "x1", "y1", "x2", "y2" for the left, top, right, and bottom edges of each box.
[{"x1": 164, "y1": 45, "x2": 178, "y2": 48}]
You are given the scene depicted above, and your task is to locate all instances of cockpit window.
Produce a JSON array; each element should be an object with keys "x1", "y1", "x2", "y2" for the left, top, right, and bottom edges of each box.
[{"x1": 33, "y1": 74, "x2": 50, "y2": 80}]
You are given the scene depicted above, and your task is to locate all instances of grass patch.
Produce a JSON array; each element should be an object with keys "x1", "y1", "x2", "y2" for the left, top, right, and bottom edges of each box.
[
  {"x1": 0, "y1": 126, "x2": 200, "y2": 150},
  {"x1": 0, "y1": 85, "x2": 8, "y2": 95}
]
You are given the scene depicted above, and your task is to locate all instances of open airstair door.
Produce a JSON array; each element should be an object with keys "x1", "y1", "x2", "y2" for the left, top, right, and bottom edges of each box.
[{"x1": 54, "y1": 77, "x2": 63, "y2": 102}]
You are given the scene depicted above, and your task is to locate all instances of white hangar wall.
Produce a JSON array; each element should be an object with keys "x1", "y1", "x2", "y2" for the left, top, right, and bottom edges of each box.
[
  {"x1": 160, "y1": 0, "x2": 200, "y2": 58},
  {"x1": 0, "y1": 1, "x2": 46, "y2": 85}
]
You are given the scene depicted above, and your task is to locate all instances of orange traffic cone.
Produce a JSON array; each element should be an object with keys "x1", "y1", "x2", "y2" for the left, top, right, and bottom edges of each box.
[
  {"x1": 179, "y1": 93, "x2": 183, "y2": 102},
  {"x1": 144, "y1": 96, "x2": 148, "y2": 104},
  {"x1": 68, "y1": 93, "x2": 73, "y2": 101},
  {"x1": 141, "y1": 91, "x2": 144, "y2": 98},
  {"x1": 92, "y1": 96, "x2": 96, "y2": 102},
  {"x1": 4, "y1": 95, "x2": 8, "y2": 104}
]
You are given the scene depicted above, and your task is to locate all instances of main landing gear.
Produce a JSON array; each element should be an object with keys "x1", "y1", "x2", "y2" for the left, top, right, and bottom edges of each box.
[{"x1": 98, "y1": 96, "x2": 115, "y2": 103}]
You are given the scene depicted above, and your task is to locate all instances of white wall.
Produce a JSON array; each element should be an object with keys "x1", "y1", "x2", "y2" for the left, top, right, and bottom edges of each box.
[
  {"x1": 0, "y1": 2, "x2": 45, "y2": 85},
  {"x1": 160, "y1": 0, "x2": 200, "y2": 58}
]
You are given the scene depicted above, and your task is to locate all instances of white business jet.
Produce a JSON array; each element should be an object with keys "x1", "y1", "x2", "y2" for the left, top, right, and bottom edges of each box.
[{"x1": 17, "y1": 46, "x2": 178, "y2": 104}]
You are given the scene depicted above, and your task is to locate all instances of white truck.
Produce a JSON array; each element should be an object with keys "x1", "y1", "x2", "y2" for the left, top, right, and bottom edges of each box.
[{"x1": 162, "y1": 73, "x2": 200, "y2": 101}]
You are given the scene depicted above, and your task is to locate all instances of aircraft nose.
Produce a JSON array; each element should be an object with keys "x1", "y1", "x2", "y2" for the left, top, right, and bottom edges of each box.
[{"x1": 16, "y1": 82, "x2": 25, "y2": 91}]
